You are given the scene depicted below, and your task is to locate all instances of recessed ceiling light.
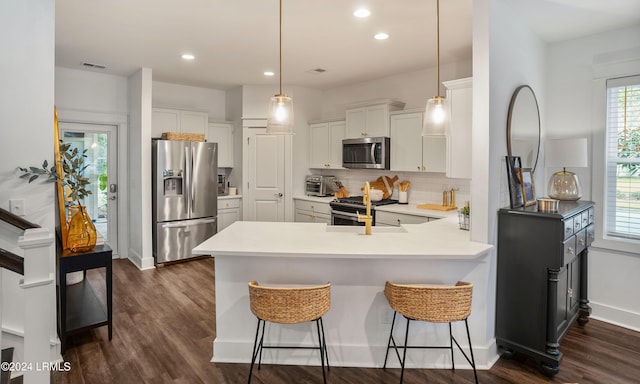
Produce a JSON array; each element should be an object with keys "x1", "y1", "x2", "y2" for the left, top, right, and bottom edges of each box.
[
  {"x1": 353, "y1": 8, "x2": 371, "y2": 18},
  {"x1": 264, "y1": 71, "x2": 275, "y2": 76},
  {"x1": 374, "y1": 33, "x2": 389, "y2": 40},
  {"x1": 181, "y1": 54, "x2": 195, "y2": 60}
]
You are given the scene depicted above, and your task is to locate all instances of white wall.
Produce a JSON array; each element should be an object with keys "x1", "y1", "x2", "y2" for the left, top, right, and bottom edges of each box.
[
  {"x1": 546, "y1": 25, "x2": 640, "y2": 330},
  {"x1": 55, "y1": 67, "x2": 131, "y2": 259},
  {"x1": 321, "y1": 60, "x2": 472, "y2": 118},
  {"x1": 0, "y1": 0, "x2": 57, "y2": 360},
  {"x1": 55, "y1": 67, "x2": 128, "y2": 114},
  {"x1": 465, "y1": 0, "x2": 548, "y2": 355},
  {"x1": 152, "y1": 81, "x2": 226, "y2": 121},
  {"x1": 128, "y1": 69, "x2": 155, "y2": 269}
]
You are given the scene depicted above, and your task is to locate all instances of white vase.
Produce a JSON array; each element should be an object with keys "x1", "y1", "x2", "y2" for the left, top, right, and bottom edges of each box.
[{"x1": 66, "y1": 271, "x2": 84, "y2": 285}]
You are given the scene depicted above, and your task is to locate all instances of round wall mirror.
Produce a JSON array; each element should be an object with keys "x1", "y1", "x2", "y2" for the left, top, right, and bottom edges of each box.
[{"x1": 507, "y1": 85, "x2": 541, "y2": 173}]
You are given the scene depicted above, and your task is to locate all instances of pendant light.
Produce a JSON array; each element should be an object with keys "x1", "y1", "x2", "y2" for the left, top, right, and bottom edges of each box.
[
  {"x1": 422, "y1": 0, "x2": 449, "y2": 136},
  {"x1": 266, "y1": 0, "x2": 294, "y2": 134}
]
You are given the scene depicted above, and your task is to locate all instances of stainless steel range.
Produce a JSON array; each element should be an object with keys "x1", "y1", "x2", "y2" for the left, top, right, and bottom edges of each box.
[{"x1": 330, "y1": 196, "x2": 398, "y2": 226}]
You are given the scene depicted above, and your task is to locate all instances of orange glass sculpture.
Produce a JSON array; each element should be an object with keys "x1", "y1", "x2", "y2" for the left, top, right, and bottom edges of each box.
[{"x1": 66, "y1": 205, "x2": 97, "y2": 252}]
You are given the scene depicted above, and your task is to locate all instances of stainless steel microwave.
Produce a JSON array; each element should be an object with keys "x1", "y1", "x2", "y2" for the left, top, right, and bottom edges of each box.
[{"x1": 342, "y1": 137, "x2": 390, "y2": 169}]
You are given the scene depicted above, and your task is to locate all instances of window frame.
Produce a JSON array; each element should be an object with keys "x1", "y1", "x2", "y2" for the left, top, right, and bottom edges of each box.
[
  {"x1": 604, "y1": 76, "x2": 640, "y2": 241},
  {"x1": 591, "y1": 62, "x2": 640, "y2": 254}
]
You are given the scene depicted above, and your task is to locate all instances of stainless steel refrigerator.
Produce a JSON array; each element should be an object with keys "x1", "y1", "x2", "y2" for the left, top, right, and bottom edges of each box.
[{"x1": 152, "y1": 139, "x2": 218, "y2": 264}]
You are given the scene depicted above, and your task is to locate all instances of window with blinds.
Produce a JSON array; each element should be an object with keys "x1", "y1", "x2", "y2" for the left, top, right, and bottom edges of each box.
[{"x1": 605, "y1": 75, "x2": 640, "y2": 240}]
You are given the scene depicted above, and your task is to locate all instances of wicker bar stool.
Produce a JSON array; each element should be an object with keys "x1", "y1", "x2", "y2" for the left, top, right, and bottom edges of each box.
[
  {"x1": 247, "y1": 281, "x2": 331, "y2": 384},
  {"x1": 382, "y1": 281, "x2": 478, "y2": 384}
]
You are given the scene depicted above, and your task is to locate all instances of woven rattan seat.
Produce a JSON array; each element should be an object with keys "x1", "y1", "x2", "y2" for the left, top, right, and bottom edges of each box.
[
  {"x1": 247, "y1": 281, "x2": 331, "y2": 384},
  {"x1": 248, "y1": 281, "x2": 331, "y2": 324},
  {"x1": 384, "y1": 281, "x2": 472, "y2": 323},
  {"x1": 383, "y1": 281, "x2": 478, "y2": 384}
]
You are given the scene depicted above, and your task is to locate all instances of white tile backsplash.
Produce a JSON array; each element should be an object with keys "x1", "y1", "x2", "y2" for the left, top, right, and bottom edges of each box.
[{"x1": 312, "y1": 168, "x2": 470, "y2": 206}]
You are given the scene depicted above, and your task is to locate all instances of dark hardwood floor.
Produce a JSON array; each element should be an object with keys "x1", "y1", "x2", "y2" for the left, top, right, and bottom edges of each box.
[{"x1": 51, "y1": 258, "x2": 640, "y2": 384}]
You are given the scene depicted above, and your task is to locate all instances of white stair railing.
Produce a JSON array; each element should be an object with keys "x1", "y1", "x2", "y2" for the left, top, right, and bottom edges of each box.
[{"x1": 17, "y1": 227, "x2": 54, "y2": 384}]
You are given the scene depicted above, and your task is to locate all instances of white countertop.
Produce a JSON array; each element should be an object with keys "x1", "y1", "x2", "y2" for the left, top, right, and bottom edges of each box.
[
  {"x1": 293, "y1": 195, "x2": 458, "y2": 219},
  {"x1": 193, "y1": 216, "x2": 492, "y2": 260},
  {"x1": 218, "y1": 194, "x2": 242, "y2": 200}
]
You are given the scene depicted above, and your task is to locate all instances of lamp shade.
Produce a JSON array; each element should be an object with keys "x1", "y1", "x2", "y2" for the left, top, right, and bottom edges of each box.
[
  {"x1": 546, "y1": 137, "x2": 588, "y2": 200},
  {"x1": 266, "y1": 94, "x2": 294, "y2": 134},
  {"x1": 545, "y1": 138, "x2": 588, "y2": 168},
  {"x1": 422, "y1": 96, "x2": 449, "y2": 135}
]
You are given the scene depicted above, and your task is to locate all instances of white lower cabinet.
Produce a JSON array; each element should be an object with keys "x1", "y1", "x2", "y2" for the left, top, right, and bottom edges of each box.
[
  {"x1": 218, "y1": 197, "x2": 241, "y2": 231},
  {"x1": 376, "y1": 211, "x2": 433, "y2": 227},
  {"x1": 294, "y1": 199, "x2": 331, "y2": 224}
]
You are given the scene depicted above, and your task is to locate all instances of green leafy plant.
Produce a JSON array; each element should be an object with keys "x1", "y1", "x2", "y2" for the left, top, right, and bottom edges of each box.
[
  {"x1": 18, "y1": 141, "x2": 92, "y2": 203},
  {"x1": 461, "y1": 206, "x2": 470, "y2": 216}
]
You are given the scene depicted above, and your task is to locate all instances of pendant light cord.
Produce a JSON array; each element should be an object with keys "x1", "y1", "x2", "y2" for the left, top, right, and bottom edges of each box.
[
  {"x1": 435, "y1": 0, "x2": 440, "y2": 98},
  {"x1": 279, "y1": 0, "x2": 283, "y2": 96}
]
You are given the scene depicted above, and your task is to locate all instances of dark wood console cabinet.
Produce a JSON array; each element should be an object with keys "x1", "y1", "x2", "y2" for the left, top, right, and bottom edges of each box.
[
  {"x1": 57, "y1": 244, "x2": 112, "y2": 354},
  {"x1": 497, "y1": 201, "x2": 594, "y2": 376}
]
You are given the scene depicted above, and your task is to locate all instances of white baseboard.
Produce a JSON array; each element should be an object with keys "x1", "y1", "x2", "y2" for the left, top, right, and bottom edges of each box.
[
  {"x1": 590, "y1": 301, "x2": 640, "y2": 332},
  {"x1": 127, "y1": 248, "x2": 155, "y2": 270},
  {"x1": 212, "y1": 338, "x2": 499, "y2": 370}
]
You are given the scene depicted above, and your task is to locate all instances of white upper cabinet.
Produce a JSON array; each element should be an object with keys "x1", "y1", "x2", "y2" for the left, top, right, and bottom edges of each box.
[
  {"x1": 206, "y1": 122, "x2": 234, "y2": 168},
  {"x1": 390, "y1": 110, "x2": 446, "y2": 173},
  {"x1": 444, "y1": 77, "x2": 472, "y2": 179},
  {"x1": 345, "y1": 100, "x2": 405, "y2": 138},
  {"x1": 309, "y1": 120, "x2": 345, "y2": 169},
  {"x1": 151, "y1": 107, "x2": 208, "y2": 138}
]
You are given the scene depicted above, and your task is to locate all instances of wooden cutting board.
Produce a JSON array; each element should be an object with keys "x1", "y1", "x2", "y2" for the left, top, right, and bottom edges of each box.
[{"x1": 417, "y1": 203, "x2": 458, "y2": 211}]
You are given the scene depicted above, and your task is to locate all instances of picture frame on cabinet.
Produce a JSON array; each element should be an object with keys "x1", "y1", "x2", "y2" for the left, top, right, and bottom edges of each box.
[
  {"x1": 505, "y1": 155, "x2": 524, "y2": 208},
  {"x1": 519, "y1": 168, "x2": 536, "y2": 206}
]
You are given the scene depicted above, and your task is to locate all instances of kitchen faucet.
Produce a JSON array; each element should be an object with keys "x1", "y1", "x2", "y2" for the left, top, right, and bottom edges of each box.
[{"x1": 357, "y1": 181, "x2": 373, "y2": 235}]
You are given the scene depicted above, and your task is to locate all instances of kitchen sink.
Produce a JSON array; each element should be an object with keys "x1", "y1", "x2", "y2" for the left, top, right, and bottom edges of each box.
[{"x1": 325, "y1": 225, "x2": 407, "y2": 234}]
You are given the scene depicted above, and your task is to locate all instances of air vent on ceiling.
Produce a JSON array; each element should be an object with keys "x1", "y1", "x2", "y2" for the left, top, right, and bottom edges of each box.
[
  {"x1": 306, "y1": 68, "x2": 327, "y2": 74},
  {"x1": 82, "y1": 62, "x2": 107, "y2": 70}
]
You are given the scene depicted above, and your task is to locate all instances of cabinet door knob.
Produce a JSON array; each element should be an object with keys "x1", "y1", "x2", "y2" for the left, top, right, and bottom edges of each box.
[{"x1": 417, "y1": 166, "x2": 421, "y2": 170}]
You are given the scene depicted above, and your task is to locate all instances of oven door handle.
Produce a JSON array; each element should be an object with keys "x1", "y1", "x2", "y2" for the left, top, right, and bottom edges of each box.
[
  {"x1": 331, "y1": 210, "x2": 360, "y2": 219},
  {"x1": 370, "y1": 143, "x2": 376, "y2": 165}
]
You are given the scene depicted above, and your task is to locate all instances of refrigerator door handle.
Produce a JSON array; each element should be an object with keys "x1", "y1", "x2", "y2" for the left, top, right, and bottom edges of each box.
[
  {"x1": 191, "y1": 145, "x2": 196, "y2": 212},
  {"x1": 184, "y1": 144, "x2": 191, "y2": 216},
  {"x1": 161, "y1": 217, "x2": 217, "y2": 229},
  {"x1": 162, "y1": 222, "x2": 189, "y2": 229}
]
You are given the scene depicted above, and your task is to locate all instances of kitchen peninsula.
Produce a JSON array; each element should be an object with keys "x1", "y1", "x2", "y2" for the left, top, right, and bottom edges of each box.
[{"x1": 193, "y1": 217, "x2": 495, "y2": 369}]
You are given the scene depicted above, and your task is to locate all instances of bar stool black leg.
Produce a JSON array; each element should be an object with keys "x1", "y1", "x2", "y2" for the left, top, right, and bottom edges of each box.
[
  {"x1": 449, "y1": 322, "x2": 455, "y2": 371},
  {"x1": 248, "y1": 319, "x2": 264, "y2": 384},
  {"x1": 465, "y1": 319, "x2": 479, "y2": 384},
  {"x1": 257, "y1": 320, "x2": 266, "y2": 369},
  {"x1": 315, "y1": 319, "x2": 327, "y2": 384},
  {"x1": 319, "y1": 317, "x2": 330, "y2": 370},
  {"x1": 383, "y1": 311, "x2": 398, "y2": 368},
  {"x1": 399, "y1": 318, "x2": 410, "y2": 384}
]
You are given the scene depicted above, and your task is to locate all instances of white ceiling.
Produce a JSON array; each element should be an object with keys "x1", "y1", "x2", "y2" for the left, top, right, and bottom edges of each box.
[{"x1": 55, "y1": 0, "x2": 640, "y2": 91}]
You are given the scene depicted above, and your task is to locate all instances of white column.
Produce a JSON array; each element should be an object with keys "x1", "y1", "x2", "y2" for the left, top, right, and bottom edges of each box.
[{"x1": 18, "y1": 228, "x2": 54, "y2": 384}]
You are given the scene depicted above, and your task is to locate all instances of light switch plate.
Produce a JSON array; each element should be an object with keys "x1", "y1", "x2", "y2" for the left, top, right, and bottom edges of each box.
[{"x1": 10, "y1": 199, "x2": 25, "y2": 216}]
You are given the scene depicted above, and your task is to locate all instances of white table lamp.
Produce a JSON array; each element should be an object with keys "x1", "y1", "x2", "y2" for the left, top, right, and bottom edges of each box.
[{"x1": 545, "y1": 138, "x2": 588, "y2": 200}]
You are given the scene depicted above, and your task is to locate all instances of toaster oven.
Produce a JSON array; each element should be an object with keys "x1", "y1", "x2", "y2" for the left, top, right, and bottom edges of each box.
[{"x1": 305, "y1": 175, "x2": 337, "y2": 197}]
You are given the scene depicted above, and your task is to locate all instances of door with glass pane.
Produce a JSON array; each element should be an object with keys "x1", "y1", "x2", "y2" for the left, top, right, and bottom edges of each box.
[{"x1": 59, "y1": 122, "x2": 118, "y2": 256}]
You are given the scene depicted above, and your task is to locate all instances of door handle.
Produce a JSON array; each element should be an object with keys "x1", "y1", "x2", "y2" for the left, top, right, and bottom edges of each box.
[
  {"x1": 274, "y1": 193, "x2": 283, "y2": 197},
  {"x1": 109, "y1": 196, "x2": 117, "y2": 200}
]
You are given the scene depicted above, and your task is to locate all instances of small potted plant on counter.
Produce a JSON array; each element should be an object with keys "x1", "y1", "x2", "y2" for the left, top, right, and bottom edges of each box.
[{"x1": 459, "y1": 202, "x2": 470, "y2": 231}]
